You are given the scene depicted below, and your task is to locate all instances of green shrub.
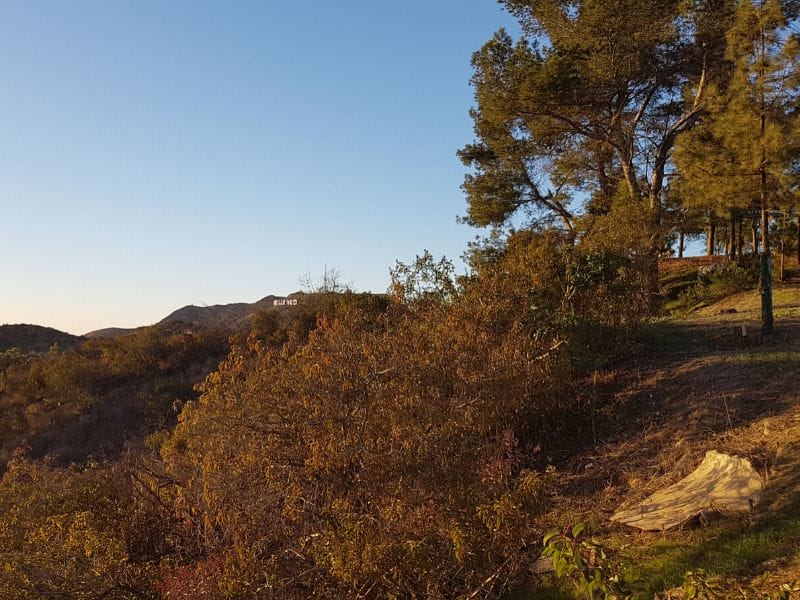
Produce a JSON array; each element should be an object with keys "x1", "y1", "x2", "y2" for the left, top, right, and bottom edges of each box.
[{"x1": 670, "y1": 264, "x2": 758, "y2": 313}]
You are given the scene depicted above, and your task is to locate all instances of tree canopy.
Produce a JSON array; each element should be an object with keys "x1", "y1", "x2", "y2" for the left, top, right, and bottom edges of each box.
[
  {"x1": 459, "y1": 0, "x2": 735, "y2": 234},
  {"x1": 673, "y1": 0, "x2": 800, "y2": 332},
  {"x1": 675, "y1": 0, "x2": 800, "y2": 214}
]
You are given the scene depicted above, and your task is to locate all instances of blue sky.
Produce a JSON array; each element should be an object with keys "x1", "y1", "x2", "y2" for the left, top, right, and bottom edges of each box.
[{"x1": 0, "y1": 1, "x2": 522, "y2": 334}]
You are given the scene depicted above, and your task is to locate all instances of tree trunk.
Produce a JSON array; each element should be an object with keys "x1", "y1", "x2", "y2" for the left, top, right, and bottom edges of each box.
[
  {"x1": 707, "y1": 221, "x2": 716, "y2": 255},
  {"x1": 645, "y1": 207, "x2": 662, "y2": 313},
  {"x1": 678, "y1": 229, "x2": 685, "y2": 258},
  {"x1": 759, "y1": 22, "x2": 773, "y2": 335},
  {"x1": 752, "y1": 221, "x2": 759, "y2": 255},
  {"x1": 724, "y1": 222, "x2": 731, "y2": 256},
  {"x1": 760, "y1": 221, "x2": 773, "y2": 334},
  {"x1": 759, "y1": 163, "x2": 773, "y2": 335},
  {"x1": 780, "y1": 211, "x2": 786, "y2": 283},
  {"x1": 797, "y1": 216, "x2": 800, "y2": 264},
  {"x1": 620, "y1": 155, "x2": 641, "y2": 201},
  {"x1": 729, "y1": 211, "x2": 737, "y2": 258},
  {"x1": 760, "y1": 209, "x2": 773, "y2": 333},
  {"x1": 737, "y1": 217, "x2": 744, "y2": 256}
]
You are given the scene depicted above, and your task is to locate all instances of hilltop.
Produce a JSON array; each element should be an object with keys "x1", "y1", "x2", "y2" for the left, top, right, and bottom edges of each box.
[
  {"x1": 84, "y1": 326, "x2": 138, "y2": 339},
  {"x1": 158, "y1": 292, "x2": 306, "y2": 330},
  {"x1": 83, "y1": 292, "x2": 310, "y2": 338},
  {"x1": 0, "y1": 323, "x2": 83, "y2": 353}
]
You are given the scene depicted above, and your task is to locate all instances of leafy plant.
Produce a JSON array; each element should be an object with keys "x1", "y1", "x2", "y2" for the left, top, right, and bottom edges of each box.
[
  {"x1": 542, "y1": 523, "x2": 631, "y2": 600},
  {"x1": 682, "y1": 569, "x2": 724, "y2": 599},
  {"x1": 543, "y1": 526, "x2": 800, "y2": 600},
  {"x1": 671, "y1": 264, "x2": 758, "y2": 313}
]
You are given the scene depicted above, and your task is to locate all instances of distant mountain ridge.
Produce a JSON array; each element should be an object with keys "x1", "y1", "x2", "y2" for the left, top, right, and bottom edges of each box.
[
  {"x1": 11, "y1": 293, "x2": 312, "y2": 341},
  {"x1": 84, "y1": 327, "x2": 138, "y2": 339},
  {"x1": 158, "y1": 292, "x2": 306, "y2": 330},
  {"x1": 0, "y1": 324, "x2": 83, "y2": 353}
]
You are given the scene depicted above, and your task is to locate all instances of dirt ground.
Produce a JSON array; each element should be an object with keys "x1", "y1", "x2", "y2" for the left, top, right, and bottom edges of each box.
[{"x1": 536, "y1": 284, "x2": 800, "y2": 597}]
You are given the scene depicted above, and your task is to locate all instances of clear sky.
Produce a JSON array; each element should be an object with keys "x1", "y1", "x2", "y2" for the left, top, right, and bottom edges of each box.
[{"x1": 0, "y1": 1, "x2": 520, "y2": 335}]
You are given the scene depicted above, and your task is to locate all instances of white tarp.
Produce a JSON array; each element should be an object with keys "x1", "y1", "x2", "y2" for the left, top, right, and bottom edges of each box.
[{"x1": 611, "y1": 450, "x2": 762, "y2": 531}]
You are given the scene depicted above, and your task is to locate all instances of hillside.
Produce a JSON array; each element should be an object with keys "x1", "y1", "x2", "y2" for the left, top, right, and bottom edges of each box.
[
  {"x1": 3, "y1": 273, "x2": 800, "y2": 597},
  {"x1": 0, "y1": 323, "x2": 83, "y2": 353},
  {"x1": 159, "y1": 292, "x2": 306, "y2": 330},
  {"x1": 84, "y1": 327, "x2": 137, "y2": 339},
  {"x1": 0, "y1": 291, "x2": 386, "y2": 475},
  {"x1": 0, "y1": 321, "x2": 230, "y2": 475},
  {"x1": 81, "y1": 293, "x2": 310, "y2": 338},
  {"x1": 529, "y1": 284, "x2": 800, "y2": 597}
]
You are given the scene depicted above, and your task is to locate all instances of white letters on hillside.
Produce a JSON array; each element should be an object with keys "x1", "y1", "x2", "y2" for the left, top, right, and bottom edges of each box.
[{"x1": 273, "y1": 298, "x2": 299, "y2": 307}]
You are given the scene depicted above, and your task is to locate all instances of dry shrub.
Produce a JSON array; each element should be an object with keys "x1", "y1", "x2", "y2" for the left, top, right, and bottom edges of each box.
[
  {"x1": 0, "y1": 229, "x2": 649, "y2": 598},
  {"x1": 156, "y1": 556, "x2": 224, "y2": 599},
  {"x1": 154, "y1": 230, "x2": 650, "y2": 598},
  {"x1": 0, "y1": 458, "x2": 160, "y2": 599}
]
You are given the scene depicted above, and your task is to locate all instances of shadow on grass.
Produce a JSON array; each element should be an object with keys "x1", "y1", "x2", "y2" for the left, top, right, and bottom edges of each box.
[
  {"x1": 519, "y1": 317, "x2": 800, "y2": 598},
  {"x1": 564, "y1": 356, "x2": 800, "y2": 484},
  {"x1": 636, "y1": 318, "x2": 800, "y2": 360}
]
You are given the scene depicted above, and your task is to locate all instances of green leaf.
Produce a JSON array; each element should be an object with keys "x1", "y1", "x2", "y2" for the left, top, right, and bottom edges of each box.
[{"x1": 571, "y1": 522, "x2": 586, "y2": 538}]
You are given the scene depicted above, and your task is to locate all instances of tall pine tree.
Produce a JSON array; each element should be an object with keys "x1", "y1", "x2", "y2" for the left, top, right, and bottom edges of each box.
[
  {"x1": 459, "y1": 0, "x2": 735, "y2": 303},
  {"x1": 674, "y1": 0, "x2": 800, "y2": 334}
]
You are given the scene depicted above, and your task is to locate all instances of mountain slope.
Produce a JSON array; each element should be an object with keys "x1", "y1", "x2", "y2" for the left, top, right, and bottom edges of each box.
[
  {"x1": 159, "y1": 293, "x2": 305, "y2": 330},
  {"x1": 0, "y1": 324, "x2": 83, "y2": 353},
  {"x1": 84, "y1": 327, "x2": 137, "y2": 339}
]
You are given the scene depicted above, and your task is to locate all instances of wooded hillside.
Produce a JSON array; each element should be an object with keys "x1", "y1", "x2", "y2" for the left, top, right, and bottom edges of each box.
[{"x1": 3, "y1": 1, "x2": 800, "y2": 598}]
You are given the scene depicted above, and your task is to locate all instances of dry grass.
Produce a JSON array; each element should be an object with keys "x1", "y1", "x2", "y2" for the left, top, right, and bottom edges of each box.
[
  {"x1": 691, "y1": 284, "x2": 800, "y2": 319},
  {"x1": 659, "y1": 256, "x2": 731, "y2": 279},
  {"x1": 527, "y1": 285, "x2": 800, "y2": 598}
]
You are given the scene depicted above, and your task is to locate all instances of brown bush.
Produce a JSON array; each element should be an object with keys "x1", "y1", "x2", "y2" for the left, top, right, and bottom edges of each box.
[
  {"x1": 0, "y1": 458, "x2": 161, "y2": 599},
  {"x1": 0, "y1": 230, "x2": 649, "y2": 598},
  {"x1": 154, "y1": 233, "x2": 644, "y2": 597}
]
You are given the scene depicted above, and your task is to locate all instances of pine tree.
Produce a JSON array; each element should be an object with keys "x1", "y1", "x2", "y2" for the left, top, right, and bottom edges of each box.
[
  {"x1": 674, "y1": 0, "x2": 800, "y2": 334},
  {"x1": 459, "y1": 0, "x2": 735, "y2": 304}
]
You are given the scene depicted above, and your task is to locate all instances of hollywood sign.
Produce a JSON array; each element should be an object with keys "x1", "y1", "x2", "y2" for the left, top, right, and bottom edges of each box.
[{"x1": 273, "y1": 298, "x2": 299, "y2": 307}]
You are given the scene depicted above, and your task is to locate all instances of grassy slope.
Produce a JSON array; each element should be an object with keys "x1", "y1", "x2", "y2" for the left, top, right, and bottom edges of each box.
[{"x1": 529, "y1": 284, "x2": 800, "y2": 598}]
